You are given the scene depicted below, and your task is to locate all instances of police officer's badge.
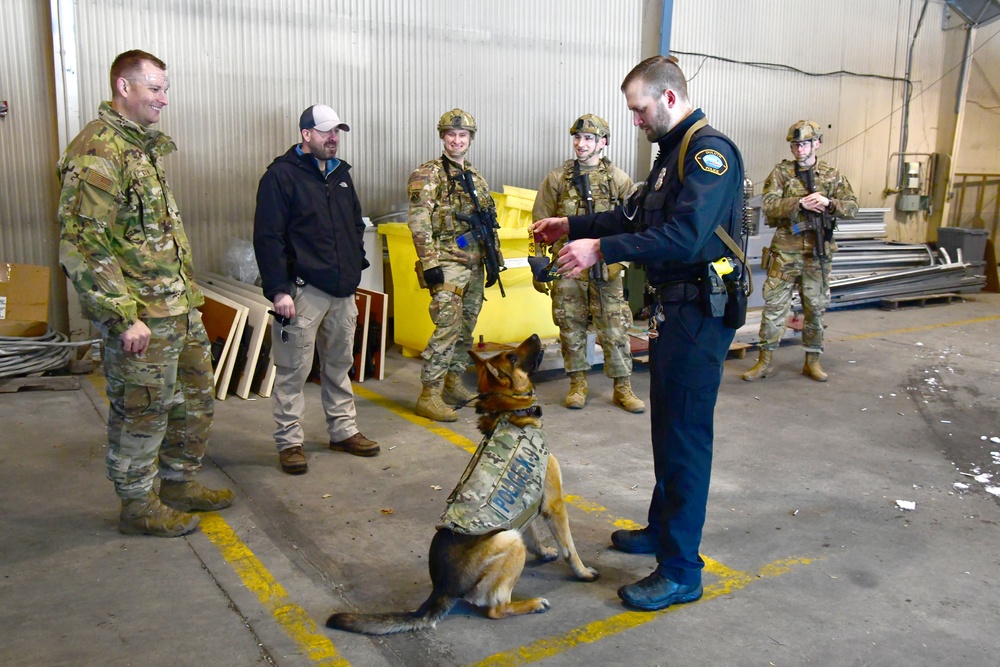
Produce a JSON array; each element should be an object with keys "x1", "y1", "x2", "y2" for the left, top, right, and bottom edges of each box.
[
  {"x1": 694, "y1": 149, "x2": 728, "y2": 176},
  {"x1": 654, "y1": 167, "x2": 667, "y2": 191}
]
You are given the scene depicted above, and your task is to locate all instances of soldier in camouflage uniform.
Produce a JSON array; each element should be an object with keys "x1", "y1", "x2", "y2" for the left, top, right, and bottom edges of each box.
[
  {"x1": 532, "y1": 115, "x2": 644, "y2": 413},
  {"x1": 743, "y1": 120, "x2": 858, "y2": 382},
  {"x1": 408, "y1": 109, "x2": 503, "y2": 422},
  {"x1": 58, "y1": 50, "x2": 232, "y2": 538}
]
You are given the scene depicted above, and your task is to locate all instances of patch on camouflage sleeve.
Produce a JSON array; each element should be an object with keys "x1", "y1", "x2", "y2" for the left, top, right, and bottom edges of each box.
[
  {"x1": 409, "y1": 189, "x2": 422, "y2": 204},
  {"x1": 694, "y1": 149, "x2": 728, "y2": 176},
  {"x1": 84, "y1": 168, "x2": 115, "y2": 193}
]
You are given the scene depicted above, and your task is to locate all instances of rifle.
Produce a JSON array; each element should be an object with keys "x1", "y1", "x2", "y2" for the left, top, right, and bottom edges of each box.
[
  {"x1": 573, "y1": 162, "x2": 612, "y2": 286},
  {"x1": 792, "y1": 166, "x2": 835, "y2": 287},
  {"x1": 455, "y1": 170, "x2": 506, "y2": 297}
]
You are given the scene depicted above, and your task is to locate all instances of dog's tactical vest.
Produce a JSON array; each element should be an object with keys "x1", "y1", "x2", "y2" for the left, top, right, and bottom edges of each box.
[{"x1": 437, "y1": 416, "x2": 549, "y2": 535}]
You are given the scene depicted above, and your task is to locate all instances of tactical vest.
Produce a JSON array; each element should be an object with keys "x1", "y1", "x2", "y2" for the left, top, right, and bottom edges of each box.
[
  {"x1": 437, "y1": 416, "x2": 549, "y2": 535},
  {"x1": 556, "y1": 158, "x2": 621, "y2": 218}
]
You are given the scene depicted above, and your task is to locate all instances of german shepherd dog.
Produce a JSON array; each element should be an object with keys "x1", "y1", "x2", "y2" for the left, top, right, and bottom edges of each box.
[{"x1": 326, "y1": 334, "x2": 598, "y2": 635}]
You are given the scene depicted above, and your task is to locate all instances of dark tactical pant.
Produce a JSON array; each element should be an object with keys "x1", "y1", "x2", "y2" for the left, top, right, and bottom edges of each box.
[
  {"x1": 102, "y1": 310, "x2": 214, "y2": 499},
  {"x1": 420, "y1": 261, "x2": 484, "y2": 385},
  {"x1": 646, "y1": 301, "x2": 734, "y2": 586},
  {"x1": 758, "y1": 247, "x2": 832, "y2": 353}
]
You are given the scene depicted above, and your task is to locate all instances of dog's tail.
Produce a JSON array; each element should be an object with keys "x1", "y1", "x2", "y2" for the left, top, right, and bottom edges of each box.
[{"x1": 326, "y1": 592, "x2": 456, "y2": 635}]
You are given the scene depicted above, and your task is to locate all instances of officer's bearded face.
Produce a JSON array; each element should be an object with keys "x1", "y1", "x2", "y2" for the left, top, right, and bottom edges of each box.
[
  {"x1": 302, "y1": 128, "x2": 340, "y2": 160},
  {"x1": 118, "y1": 63, "x2": 169, "y2": 128},
  {"x1": 624, "y1": 81, "x2": 672, "y2": 142}
]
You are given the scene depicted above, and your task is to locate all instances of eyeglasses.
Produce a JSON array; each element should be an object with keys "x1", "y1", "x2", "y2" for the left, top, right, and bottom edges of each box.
[
  {"x1": 790, "y1": 140, "x2": 814, "y2": 149},
  {"x1": 268, "y1": 310, "x2": 290, "y2": 343}
]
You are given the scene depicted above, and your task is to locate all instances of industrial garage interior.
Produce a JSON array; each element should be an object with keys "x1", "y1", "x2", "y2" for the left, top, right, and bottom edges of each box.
[{"x1": 2, "y1": 1, "x2": 999, "y2": 665}]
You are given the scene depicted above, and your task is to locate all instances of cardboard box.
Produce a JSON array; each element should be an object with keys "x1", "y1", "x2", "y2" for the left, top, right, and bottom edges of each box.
[{"x1": 0, "y1": 263, "x2": 50, "y2": 337}]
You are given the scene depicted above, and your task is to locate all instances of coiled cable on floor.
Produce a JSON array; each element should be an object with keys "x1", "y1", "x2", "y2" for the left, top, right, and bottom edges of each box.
[{"x1": 0, "y1": 328, "x2": 101, "y2": 379}]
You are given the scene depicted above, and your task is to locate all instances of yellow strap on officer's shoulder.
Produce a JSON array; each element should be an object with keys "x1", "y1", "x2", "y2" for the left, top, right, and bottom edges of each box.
[
  {"x1": 677, "y1": 117, "x2": 749, "y2": 289},
  {"x1": 678, "y1": 117, "x2": 709, "y2": 182}
]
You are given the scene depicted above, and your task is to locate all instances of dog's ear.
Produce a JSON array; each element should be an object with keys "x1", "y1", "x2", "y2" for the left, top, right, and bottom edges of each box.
[{"x1": 469, "y1": 350, "x2": 500, "y2": 380}]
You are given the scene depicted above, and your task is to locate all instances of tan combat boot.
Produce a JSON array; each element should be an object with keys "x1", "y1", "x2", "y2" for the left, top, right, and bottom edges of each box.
[
  {"x1": 443, "y1": 372, "x2": 478, "y2": 405},
  {"x1": 415, "y1": 381, "x2": 458, "y2": 422},
  {"x1": 565, "y1": 371, "x2": 587, "y2": 409},
  {"x1": 802, "y1": 352, "x2": 828, "y2": 382},
  {"x1": 159, "y1": 479, "x2": 234, "y2": 512},
  {"x1": 613, "y1": 377, "x2": 646, "y2": 413},
  {"x1": 119, "y1": 491, "x2": 200, "y2": 537},
  {"x1": 742, "y1": 349, "x2": 774, "y2": 381}
]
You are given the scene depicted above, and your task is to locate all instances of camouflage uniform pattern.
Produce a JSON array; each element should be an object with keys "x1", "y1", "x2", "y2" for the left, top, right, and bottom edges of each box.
[
  {"x1": 102, "y1": 312, "x2": 215, "y2": 498},
  {"x1": 58, "y1": 101, "x2": 214, "y2": 499},
  {"x1": 533, "y1": 158, "x2": 634, "y2": 375},
  {"x1": 758, "y1": 159, "x2": 858, "y2": 352},
  {"x1": 438, "y1": 417, "x2": 549, "y2": 535},
  {"x1": 408, "y1": 156, "x2": 501, "y2": 383},
  {"x1": 58, "y1": 102, "x2": 203, "y2": 335}
]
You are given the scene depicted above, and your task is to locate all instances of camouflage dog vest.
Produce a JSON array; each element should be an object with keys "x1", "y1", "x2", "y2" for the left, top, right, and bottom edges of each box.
[{"x1": 437, "y1": 416, "x2": 549, "y2": 535}]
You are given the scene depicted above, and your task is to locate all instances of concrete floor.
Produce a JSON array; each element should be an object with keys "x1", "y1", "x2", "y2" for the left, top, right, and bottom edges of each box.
[{"x1": 2, "y1": 294, "x2": 1000, "y2": 667}]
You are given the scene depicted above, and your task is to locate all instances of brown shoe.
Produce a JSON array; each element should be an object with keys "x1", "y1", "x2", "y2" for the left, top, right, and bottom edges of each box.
[
  {"x1": 330, "y1": 432, "x2": 380, "y2": 457},
  {"x1": 279, "y1": 446, "x2": 308, "y2": 474}
]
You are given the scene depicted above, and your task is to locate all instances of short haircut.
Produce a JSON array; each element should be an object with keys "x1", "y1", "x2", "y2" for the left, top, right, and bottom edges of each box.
[
  {"x1": 621, "y1": 55, "x2": 688, "y2": 102},
  {"x1": 110, "y1": 50, "x2": 167, "y2": 96}
]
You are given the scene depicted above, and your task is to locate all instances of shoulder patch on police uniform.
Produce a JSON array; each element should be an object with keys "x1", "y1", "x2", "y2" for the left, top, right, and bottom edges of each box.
[
  {"x1": 84, "y1": 168, "x2": 115, "y2": 194},
  {"x1": 694, "y1": 149, "x2": 728, "y2": 176}
]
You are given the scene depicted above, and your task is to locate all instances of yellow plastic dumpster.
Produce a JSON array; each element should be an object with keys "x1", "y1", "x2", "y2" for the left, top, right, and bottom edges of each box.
[{"x1": 379, "y1": 219, "x2": 558, "y2": 358}]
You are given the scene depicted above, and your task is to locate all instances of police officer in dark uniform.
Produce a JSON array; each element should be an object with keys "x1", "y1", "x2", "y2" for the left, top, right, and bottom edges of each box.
[{"x1": 533, "y1": 55, "x2": 745, "y2": 612}]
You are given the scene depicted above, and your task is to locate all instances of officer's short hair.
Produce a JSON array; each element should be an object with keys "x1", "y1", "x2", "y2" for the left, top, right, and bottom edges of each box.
[
  {"x1": 110, "y1": 50, "x2": 167, "y2": 96},
  {"x1": 621, "y1": 55, "x2": 688, "y2": 102}
]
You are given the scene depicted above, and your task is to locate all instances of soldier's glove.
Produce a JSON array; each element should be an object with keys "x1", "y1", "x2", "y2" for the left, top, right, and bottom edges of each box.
[
  {"x1": 531, "y1": 278, "x2": 550, "y2": 296},
  {"x1": 606, "y1": 262, "x2": 625, "y2": 281},
  {"x1": 423, "y1": 266, "x2": 444, "y2": 288}
]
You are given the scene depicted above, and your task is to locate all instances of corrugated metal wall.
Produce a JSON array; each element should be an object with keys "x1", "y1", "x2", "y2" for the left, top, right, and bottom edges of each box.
[
  {"x1": 67, "y1": 0, "x2": 644, "y2": 271},
  {"x1": 670, "y1": 0, "x2": 947, "y2": 242},
  {"x1": 0, "y1": 0, "x2": 65, "y2": 327}
]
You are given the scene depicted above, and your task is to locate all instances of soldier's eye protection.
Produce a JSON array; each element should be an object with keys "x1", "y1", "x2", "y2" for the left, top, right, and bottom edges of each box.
[
  {"x1": 268, "y1": 310, "x2": 290, "y2": 343},
  {"x1": 790, "y1": 140, "x2": 813, "y2": 148}
]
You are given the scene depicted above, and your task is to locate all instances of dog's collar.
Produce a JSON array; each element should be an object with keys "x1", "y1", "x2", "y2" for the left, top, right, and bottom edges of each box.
[
  {"x1": 511, "y1": 405, "x2": 542, "y2": 418},
  {"x1": 458, "y1": 389, "x2": 537, "y2": 410}
]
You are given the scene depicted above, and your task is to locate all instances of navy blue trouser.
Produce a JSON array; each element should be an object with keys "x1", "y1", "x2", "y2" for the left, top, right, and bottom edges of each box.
[{"x1": 646, "y1": 301, "x2": 735, "y2": 585}]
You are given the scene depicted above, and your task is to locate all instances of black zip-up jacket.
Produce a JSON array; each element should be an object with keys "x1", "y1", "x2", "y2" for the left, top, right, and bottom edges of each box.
[{"x1": 254, "y1": 146, "x2": 369, "y2": 301}]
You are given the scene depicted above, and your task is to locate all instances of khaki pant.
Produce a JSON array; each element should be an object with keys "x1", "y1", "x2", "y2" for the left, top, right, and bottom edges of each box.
[{"x1": 270, "y1": 284, "x2": 359, "y2": 449}]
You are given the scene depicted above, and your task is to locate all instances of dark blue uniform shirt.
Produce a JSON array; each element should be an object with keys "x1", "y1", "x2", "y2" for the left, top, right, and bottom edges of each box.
[{"x1": 567, "y1": 109, "x2": 743, "y2": 285}]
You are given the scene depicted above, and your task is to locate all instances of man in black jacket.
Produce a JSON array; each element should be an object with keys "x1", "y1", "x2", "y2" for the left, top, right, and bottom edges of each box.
[{"x1": 254, "y1": 104, "x2": 378, "y2": 475}]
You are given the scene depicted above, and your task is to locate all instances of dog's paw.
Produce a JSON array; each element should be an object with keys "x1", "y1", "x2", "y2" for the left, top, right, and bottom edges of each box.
[
  {"x1": 534, "y1": 598, "x2": 551, "y2": 613},
  {"x1": 577, "y1": 566, "x2": 599, "y2": 582},
  {"x1": 536, "y1": 546, "x2": 559, "y2": 563}
]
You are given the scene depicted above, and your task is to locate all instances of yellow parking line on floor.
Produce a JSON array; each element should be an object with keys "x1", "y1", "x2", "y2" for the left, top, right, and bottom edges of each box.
[
  {"x1": 462, "y1": 556, "x2": 816, "y2": 667},
  {"x1": 199, "y1": 513, "x2": 351, "y2": 667},
  {"x1": 353, "y1": 384, "x2": 479, "y2": 453},
  {"x1": 835, "y1": 313, "x2": 1000, "y2": 341}
]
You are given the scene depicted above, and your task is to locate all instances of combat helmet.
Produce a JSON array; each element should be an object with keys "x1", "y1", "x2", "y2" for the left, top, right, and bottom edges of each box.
[
  {"x1": 438, "y1": 109, "x2": 477, "y2": 137},
  {"x1": 787, "y1": 120, "x2": 823, "y2": 143},
  {"x1": 570, "y1": 114, "x2": 610, "y2": 144}
]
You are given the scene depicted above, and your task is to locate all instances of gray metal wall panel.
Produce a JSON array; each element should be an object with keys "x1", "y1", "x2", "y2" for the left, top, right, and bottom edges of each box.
[
  {"x1": 69, "y1": 0, "x2": 644, "y2": 272},
  {"x1": 670, "y1": 0, "x2": 948, "y2": 242},
  {"x1": 0, "y1": 0, "x2": 65, "y2": 328}
]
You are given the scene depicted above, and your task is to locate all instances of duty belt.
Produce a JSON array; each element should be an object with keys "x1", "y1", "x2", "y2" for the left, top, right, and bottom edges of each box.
[{"x1": 647, "y1": 281, "x2": 701, "y2": 303}]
